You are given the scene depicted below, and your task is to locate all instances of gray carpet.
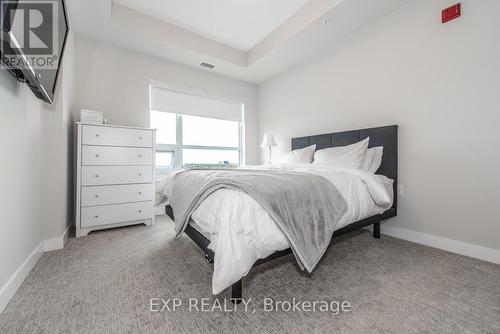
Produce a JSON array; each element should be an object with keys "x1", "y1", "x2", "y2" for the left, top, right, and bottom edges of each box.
[{"x1": 1, "y1": 216, "x2": 499, "y2": 334}]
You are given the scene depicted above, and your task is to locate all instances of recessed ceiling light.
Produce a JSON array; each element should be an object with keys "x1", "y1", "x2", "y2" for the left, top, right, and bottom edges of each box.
[{"x1": 200, "y1": 62, "x2": 216, "y2": 70}]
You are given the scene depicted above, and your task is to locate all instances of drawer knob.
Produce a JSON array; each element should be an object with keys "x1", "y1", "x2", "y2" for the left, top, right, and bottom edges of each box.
[
  {"x1": 95, "y1": 195, "x2": 99, "y2": 198},
  {"x1": 138, "y1": 192, "x2": 142, "y2": 195},
  {"x1": 138, "y1": 210, "x2": 142, "y2": 213},
  {"x1": 138, "y1": 154, "x2": 143, "y2": 158},
  {"x1": 95, "y1": 134, "x2": 100, "y2": 137},
  {"x1": 139, "y1": 136, "x2": 143, "y2": 140},
  {"x1": 94, "y1": 215, "x2": 99, "y2": 218},
  {"x1": 138, "y1": 173, "x2": 142, "y2": 176},
  {"x1": 95, "y1": 154, "x2": 100, "y2": 158},
  {"x1": 94, "y1": 174, "x2": 99, "y2": 178}
]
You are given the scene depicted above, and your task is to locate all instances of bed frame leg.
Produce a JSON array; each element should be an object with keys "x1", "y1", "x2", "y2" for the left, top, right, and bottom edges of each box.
[
  {"x1": 230, "y1": 279, "x2": 243, "y2": 304},
  {"x1": 373, "y1": 222, "x2": 381, "y2": 239},
  {"x1": 205, "y1": 254, "x2": 214, "y2": 263}
]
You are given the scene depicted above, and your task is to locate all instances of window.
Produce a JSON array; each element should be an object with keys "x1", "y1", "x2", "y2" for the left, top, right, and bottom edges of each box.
[
  {"x1": 150, "y1": 87, "x2": 244, "y2": 177},
  {"x1": 183, "y1": 149, "x2": 240, "y2": 168},
  {"x1": 151, "y1": 111, "x2": 176, "y2": 145},
  {"x1": 182, "y1": 115, "x2": 239, "y2": 147}
]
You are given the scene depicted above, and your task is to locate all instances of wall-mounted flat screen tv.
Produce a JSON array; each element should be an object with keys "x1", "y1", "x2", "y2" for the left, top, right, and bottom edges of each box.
[{"x1": 0, "y1": 0, "x2": 69, "y2": 104}]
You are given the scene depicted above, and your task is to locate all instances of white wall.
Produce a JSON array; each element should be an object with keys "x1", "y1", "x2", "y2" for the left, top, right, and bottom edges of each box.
[
  {"x1": 74, "y1": 37, "x2": 260, "y2": 164},
  {"x1": 0, "y1": 71, "x2": 44, "y2": 310},
  {"x1": 0, "y1": 30, "x2": 75, "y2": 312},
  {"x1": 258, "y1": 0, "x2": 500, "y2": 251},
  {"x1": 42, "y1": 32, "x2": 76, "y2": 243}
]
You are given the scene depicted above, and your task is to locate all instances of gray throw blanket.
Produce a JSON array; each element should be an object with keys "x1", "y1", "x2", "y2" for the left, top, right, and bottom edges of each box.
[{"x1": 170, "y1": 169, "x2": 348, "y2": 273}]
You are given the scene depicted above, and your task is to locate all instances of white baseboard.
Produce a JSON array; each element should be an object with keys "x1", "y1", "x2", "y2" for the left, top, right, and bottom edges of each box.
[
  {"x1": 380, "y1": 224, "x2": 500, "y2": 265},
  {"x1": 0, "y1": 242, "x2": 44, "y2": 313},
  {"x1": 1, "y1": 225, "x2": 72, "y2": 314},
  {"x1": 44, "y1": 224, "x2": 71, "y2": 252}
]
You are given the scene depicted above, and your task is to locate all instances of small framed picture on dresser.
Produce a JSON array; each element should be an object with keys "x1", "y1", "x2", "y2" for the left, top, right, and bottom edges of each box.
[{"x1": 80, "y1": 110, "x2": 104, "y2": 124}]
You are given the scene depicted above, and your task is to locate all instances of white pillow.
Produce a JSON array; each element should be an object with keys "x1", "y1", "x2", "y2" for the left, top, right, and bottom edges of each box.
[
  {"x1": 361, "y1": 146, "x2": 384, "y2": 173},
  {"x1": 281, "y1": 144, "x2": 316, "y2": 164},
  {"x1": 313, "y1": 138, "x2": 369, "y2": 169}
]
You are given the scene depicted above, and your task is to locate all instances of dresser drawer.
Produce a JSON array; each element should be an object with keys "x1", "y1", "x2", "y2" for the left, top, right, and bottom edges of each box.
[
  {"x1": 82, "y1": 146, "x2": 153, "y2": 166},
  {"x1": 81, "y1": 184, "x2": 153, "y2": 207},
  {"x1": 81, "y1": 202, "x2": 153, "y2": 228},
  {"x1": 82, "y1": 125, "x2": 153, "y2": 147},
  {"x1": 82, "y1": 166, "x2": 152, "y2": 185}
]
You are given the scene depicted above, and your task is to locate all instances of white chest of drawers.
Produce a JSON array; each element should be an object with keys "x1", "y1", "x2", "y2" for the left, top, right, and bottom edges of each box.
[{"x1": 75, "y1": 123, "x2": 156, "y2": 237}]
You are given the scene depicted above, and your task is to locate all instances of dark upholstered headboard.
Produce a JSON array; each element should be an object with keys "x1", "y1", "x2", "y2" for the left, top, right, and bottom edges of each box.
[{"x1": 291, "y1": 125, "x2": 398, "y2": 211}]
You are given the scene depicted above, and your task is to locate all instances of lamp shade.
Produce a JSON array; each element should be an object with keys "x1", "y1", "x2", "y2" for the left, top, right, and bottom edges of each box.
[{"x1": 261, "y1": 133, "x2": 277, "y2": 147}]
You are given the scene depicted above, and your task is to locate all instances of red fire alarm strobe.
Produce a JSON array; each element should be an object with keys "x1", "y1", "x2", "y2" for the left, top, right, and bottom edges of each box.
[{"x1": 442, "y1": 3, "x2": 461, "y2": 23}]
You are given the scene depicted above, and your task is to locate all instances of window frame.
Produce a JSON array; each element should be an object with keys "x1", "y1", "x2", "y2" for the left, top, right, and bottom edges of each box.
[{"x1": 153, "y1": 113, "x2": 244, "y2": 178}]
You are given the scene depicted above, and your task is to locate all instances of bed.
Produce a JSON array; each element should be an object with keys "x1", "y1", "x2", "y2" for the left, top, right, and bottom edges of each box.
[{"x1": 163, "y1": 125, "x2": 398, "y2": 303}]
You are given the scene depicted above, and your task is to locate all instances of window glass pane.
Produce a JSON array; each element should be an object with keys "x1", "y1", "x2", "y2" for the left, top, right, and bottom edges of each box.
[
  {"x1": 183, "y1": 149, "x2": 239, "y2": 168},
  {"x1": 183, "y1": 115, "x2": 239, "y2": 147},
  {"x1": 150, "y1": 111, "x2": 176, "y2": 144},
  {"x1": 156, "y1": 152, "x2": 174, "y2": 168}
]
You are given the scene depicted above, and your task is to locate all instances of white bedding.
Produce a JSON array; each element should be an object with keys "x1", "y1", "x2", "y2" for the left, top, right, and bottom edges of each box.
[{"x1": 159, "y1": 163, "x2": 393, "y2": 294}]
